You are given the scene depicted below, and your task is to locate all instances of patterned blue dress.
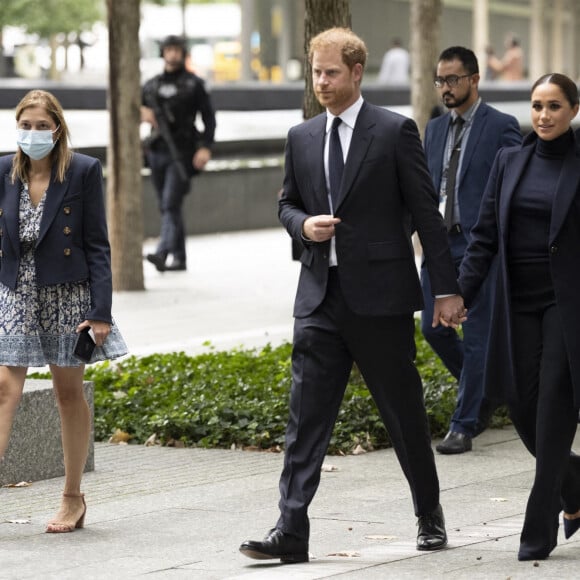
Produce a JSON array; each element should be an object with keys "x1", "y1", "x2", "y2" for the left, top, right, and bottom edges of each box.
[{"x1": 0, "y1": 184, "x2": 128, "y2": 367}]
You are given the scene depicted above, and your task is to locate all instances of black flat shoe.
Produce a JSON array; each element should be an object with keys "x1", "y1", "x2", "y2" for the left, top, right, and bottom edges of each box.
[
  {"x1": 417, "y1": 504, "x2": 448, "y2": 551},
  {"x1": 145, "y1": 253, "x2": 167, "y2": 272},
  {"x1": 239, "y1": 528, "x2": 309, "y2": 564},
  {"x1": 436, "y1": 431, "x2": 472, "y2": 454},
  {"x1": 564, "y1": 515, "x2": 580, "y2": 539}
]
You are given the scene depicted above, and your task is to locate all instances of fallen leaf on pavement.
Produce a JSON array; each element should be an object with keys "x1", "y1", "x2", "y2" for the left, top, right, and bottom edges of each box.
[
  {"x1": 7, "y1": 519, "x2": 31, "y2": 524},
  {"x1": 144, "y1": 433, "x2": 157, "y2": 447},
  {"x1": 109, "y1": 429, "x2": 131, "y2": 444},
  {"x1": 321, "y1": 463, "x2": 338, "y2": 472},
  {"x1": 327, "y1": 551, "x2": 361, "y2": 558},
  {"x1": 2, "y1": 481, "x2": 32, "y2": 488}
]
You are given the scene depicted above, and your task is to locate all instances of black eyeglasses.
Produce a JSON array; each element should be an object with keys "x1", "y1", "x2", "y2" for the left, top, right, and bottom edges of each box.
[{"x1": 433, "y1": 74, "x2": 471, "y2": 88}]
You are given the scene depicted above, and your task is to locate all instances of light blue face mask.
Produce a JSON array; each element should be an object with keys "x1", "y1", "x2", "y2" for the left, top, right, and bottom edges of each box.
[{"x1": 16, "y1": 128, "x2": 58, "y2": 160}]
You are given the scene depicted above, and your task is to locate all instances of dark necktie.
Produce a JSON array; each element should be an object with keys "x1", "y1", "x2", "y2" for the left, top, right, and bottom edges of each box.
[
  {"x1": 329, "y1": 116, "x2": 344, "y2": 209},
  {"x1": 444, "y1": 116, "x2": 465, "y2": 230}
]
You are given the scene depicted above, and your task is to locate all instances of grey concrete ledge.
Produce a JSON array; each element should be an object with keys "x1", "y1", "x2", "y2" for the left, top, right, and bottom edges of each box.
[{"x1": 0, "y1": 379, "x2": 94, "y2": 486}]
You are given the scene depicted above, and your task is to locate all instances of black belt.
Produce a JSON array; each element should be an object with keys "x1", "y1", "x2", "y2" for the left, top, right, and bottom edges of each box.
[{"x1": 448, "y1": 223, "x2": 462, "y2": 235}]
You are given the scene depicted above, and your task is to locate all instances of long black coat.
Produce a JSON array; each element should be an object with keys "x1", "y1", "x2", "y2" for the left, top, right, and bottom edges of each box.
[{"x1": 459, "y1": 130, "x2": 580, "y2": 406}]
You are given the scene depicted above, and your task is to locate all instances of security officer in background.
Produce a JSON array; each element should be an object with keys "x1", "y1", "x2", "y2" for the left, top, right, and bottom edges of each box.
[{"x1": 141, "y1": 35, "x2": 216, "y2": 272}]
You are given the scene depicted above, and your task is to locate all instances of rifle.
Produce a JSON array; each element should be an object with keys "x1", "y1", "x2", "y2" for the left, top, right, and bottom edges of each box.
[{"x1": 145, "y1": 86, "x2": 189, "y2": 182}]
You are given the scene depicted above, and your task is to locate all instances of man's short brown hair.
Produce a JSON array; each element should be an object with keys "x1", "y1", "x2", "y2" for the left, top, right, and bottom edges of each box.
[{"x1": 308, "y1": 27, "x2": 367, "y2": 70}]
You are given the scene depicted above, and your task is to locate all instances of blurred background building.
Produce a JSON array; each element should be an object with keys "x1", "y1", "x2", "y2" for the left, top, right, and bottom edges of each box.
[{"x1": 1, "y1": 0, "x2": 579, "y2": 85}]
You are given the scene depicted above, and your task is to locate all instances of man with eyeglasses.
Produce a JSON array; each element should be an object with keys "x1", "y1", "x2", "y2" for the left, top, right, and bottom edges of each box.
[{"x1": 421, "y1": 46, "x2": 521, "y2": 454}]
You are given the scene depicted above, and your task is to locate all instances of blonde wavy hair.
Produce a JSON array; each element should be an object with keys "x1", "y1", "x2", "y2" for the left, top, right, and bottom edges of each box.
[{"x1": 11, "y1": 89, "x2": 72, "y2": 184}]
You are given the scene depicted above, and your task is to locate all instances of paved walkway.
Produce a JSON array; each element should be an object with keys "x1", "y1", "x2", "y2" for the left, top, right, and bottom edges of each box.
[
  {"x1": 114, "y1": 228, "x2": 298, "y2": 356},
  {"x1": 2, "y1": 228, "x2": 580, "y2": 579}
]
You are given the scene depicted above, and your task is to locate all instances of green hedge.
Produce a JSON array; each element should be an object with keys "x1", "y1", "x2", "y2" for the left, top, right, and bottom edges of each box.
[{"x1": 31, "y1": 321, "x2": 506, "y2": 454}]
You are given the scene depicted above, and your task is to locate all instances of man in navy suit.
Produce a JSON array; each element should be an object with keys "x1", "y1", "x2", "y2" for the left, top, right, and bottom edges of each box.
[
  {"x1": 239, "y1": 27, "x2": 465, "y2": 564},
  {"x1": 421, "y1": 46, "x2": 521, "y2": 454}
]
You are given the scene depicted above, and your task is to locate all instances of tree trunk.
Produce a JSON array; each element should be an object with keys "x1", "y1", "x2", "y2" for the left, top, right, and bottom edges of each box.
[
  {"x1": 303, "y1": 0, "x2": 351, "y2": 120},
  {"x1": 181, "y1": 0, "x2": 187, "y2": 37},
  {"x1": 410, "y1": 0, "x2": 442, "y2": 138},
  {"x1": 49, "y1": 34, "x2": 59, "y2": 80},
  {"x1": 106, "y1": 0, "x2": 144, "y2": 290}
]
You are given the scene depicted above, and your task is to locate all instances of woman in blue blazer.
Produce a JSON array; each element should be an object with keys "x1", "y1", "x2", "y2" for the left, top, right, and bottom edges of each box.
[
  {"x1": 459, "y1": 73, "x2": 580, "y2": 560},
  {"x1": 0, "y1": 90, "x2": 126, "y2": 533}
]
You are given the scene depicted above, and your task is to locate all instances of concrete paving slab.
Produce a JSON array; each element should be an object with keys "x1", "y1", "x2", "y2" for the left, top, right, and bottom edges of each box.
[{"x1": 2, "y1": 421, "x2": 580, "y2": 578}]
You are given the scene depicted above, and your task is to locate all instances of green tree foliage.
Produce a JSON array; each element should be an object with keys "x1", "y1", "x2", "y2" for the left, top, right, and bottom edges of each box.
[
  {"x1": 1, "y1": 0, "x2": 104, "y2": 78},
  {"x1": 4, "y1": 0, "x2": 103, "y2": 38},
  {"x1": 0, "y1": 0, "x2": 28, "y2": 28}
]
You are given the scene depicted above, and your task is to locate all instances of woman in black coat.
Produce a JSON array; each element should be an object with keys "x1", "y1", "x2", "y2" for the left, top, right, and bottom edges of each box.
[{"x1": 459, "y1": 73, "x2": 580, "y2": 561}]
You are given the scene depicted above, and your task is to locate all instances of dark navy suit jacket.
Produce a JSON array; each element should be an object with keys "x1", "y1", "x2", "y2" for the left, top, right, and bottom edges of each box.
[
  {"x1": 0, "y1": 153, "x2": 113, "y2": 323},
  {"x1": 459, "y1": 130, "x2": 580, "y2": 406},
  {"x1": 424, "y1": 102, "x2": 521, "y2": 239},
  {"x1": 279, "y1": 100, "x2": 459, "y2": 319}
]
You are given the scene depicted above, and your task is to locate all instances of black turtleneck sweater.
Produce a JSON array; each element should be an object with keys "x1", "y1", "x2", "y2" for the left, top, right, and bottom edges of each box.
[{"x1": 508, "y1": 129, "x2": 573, "y2": 309}]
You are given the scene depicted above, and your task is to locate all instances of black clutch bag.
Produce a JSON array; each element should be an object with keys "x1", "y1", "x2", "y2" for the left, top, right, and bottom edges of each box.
[{"x1": 73, "y1": 328, "x2": 96, "y2": 363}]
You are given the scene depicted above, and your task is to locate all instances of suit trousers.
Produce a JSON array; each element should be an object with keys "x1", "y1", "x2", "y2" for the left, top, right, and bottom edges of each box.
[
  {"x1": 509, "y1": 303, "x2": 580, "y2": 557},
  {"x1": 276, "y1": 268, "x2": 440, "y2": 540},
  {"x1": 146, "y1": 149, "x2": 191, "y2": 263},
  {"x1": 420, "y1": 231, "x2": 493, "y2": 435}
]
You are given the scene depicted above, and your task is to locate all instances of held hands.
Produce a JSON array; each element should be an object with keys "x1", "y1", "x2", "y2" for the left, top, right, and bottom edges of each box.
[
  {"x1": 302, "y1": 215, "x2": 341, "y2": 242},
  {"x1": 432, "y1": 295, "x2": 467, "y2": 329},
  {"x1": 77, "y1": 320, "x2": 111, "y2": 348}
]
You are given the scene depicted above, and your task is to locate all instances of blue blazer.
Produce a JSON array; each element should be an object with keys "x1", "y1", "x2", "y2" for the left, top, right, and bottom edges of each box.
[
  {"x1": 0, "y1": 153, "x2": 113, "y2": 323},
  {"x1": 279, "y1": 100, "x2": 459, "y2": 318},
  {"x1": 424, "y1": 102, "x2": 521, "y2": 238},
  {"x1": 459, "y1": 130, "x2": 580, "y2": 406}
]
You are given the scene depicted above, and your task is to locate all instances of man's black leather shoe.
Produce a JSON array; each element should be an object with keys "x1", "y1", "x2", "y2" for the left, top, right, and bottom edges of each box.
[
  {"x1": 145, "y1": 253, "x2": 167, "y2": 272},
  {"x1": 435, "y1": 431, "x2": 472, "y2": 454},
  {"x1": 417, "y1": 504, "x2": 448, "y2": 551},
  {"x1": 239, "y1": 528, "x2": 309, "y2": 563}
]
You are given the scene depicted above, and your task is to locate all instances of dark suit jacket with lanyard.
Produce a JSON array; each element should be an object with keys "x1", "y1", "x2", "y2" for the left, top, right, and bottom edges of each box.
[{"x1": 424, "y1": 101, "x2": 522, "y2": 238}]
